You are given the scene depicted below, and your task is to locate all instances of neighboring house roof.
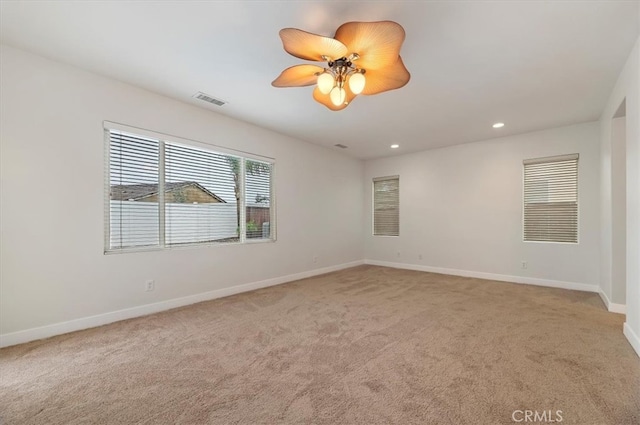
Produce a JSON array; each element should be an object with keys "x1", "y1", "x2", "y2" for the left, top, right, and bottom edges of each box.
[{"x1": 110, "y1": 181, "x2": 226, "y2": 203}]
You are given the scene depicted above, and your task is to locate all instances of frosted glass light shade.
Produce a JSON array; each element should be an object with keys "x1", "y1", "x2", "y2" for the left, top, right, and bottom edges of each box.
[
  {"x1": 348, "y1": 72, "x2": 366, "y2": 94},
  {"x1": 317, "y1": 72, "x2": 335, "y2": 94},
  {"x1": 330, "y1": 87, "x2": 346, "y2": 106}
]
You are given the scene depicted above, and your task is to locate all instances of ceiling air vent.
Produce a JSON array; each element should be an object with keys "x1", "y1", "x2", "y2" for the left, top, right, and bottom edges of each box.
[
  {"x1": 193, "y1": 92, "x2": 227, "y2": 106},
  {"x1": 334, "y1": 144, "x2": 348, "y2": 149}
]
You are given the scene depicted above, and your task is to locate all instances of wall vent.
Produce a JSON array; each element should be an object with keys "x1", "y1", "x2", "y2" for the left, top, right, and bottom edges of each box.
[
  {"x1": 334, "y1": 144, "x2": 348, "y2": 149},
  {"x1": 193, "y1": 92, "x2": 227, "y2": 106}
]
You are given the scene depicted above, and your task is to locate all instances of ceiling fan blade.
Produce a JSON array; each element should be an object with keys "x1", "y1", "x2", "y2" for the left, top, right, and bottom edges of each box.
[
  {"x1": 361, "y1": 56, "x2": 410, "y2": 95},
  {"x1": 312, "y1": 86, "x2": 357, "y2": 111},
  {"x1": 272, "y1": 64, "x2": 325, "y2": 87},
  {"x1": 334, "y1": 21, "x2": 406, "y2": 70},
  {"x1": 279, "y1": 28, "x2": 348, "y2": 61}
]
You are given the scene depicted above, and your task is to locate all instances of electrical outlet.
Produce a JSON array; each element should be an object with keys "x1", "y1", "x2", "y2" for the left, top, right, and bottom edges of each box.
[
  {"x1": 418, "y1": 254, "x2": 423, "y2": 260},
  {"x1": 313, "y1": 256, "x2": 318, "y2": 263},
  {"x1": 396, "y1": 251, "x2": 401, "y2": 258},
  {"x1": 145, "y1": 280, "x2": 155, "y2": 292},
  {"x1": 521, "y1": 261, "x2": 528, "y2": 270}
]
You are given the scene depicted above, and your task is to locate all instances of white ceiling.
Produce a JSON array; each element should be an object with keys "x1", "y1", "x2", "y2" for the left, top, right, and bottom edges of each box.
[{"x1": 1, "y1": 1, "x2": 638, "y2": 159}]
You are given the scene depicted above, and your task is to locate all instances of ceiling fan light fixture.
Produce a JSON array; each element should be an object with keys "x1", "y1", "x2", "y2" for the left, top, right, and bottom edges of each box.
[
  {"x1": 330, "y1": 86, "x2": 346, "y2": 106},
  {"x1": 317, "y1": 72, "x2": 335, "y2": 94},
  {"x1": 272, "y1": 21, "x2": 410, "y2": 111},
  {"x1": 348, "y1": 72, "x2": 366, "y2": 94}
]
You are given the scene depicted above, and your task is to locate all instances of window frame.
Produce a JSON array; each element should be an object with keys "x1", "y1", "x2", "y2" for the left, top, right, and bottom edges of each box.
[
  {"x1": 372, "y1": 175, "x2": 400, "y2": 237},
  {"x1": 104, "y1": 121, "x2": 276, "y2": 254},
  {"x1": 522, "y1": 153, "x2": 579, "y2": 244}
]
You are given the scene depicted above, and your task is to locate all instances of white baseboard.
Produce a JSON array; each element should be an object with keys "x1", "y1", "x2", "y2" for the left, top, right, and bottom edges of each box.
[
  {"x1": 364, "y1": 259, "x2": 600, "y2": 293},
  {"x1": 598, "y1": 290, "x2": 627, "y2": 314},
  {"x1": 623, "y1": 323, "x2": 640, "y2": 358},
  {"x1": 0, "y1": 260, "x2": 364, "y2": 348}
]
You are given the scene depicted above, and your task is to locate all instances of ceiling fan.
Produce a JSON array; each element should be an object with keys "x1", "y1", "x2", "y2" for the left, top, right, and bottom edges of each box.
[{"x1": 272, "y1": 21, "x2": 410, "y2": 111}]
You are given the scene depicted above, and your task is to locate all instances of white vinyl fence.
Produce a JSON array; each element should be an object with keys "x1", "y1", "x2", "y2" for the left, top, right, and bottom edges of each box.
[{"x1": 110, "y1": 201, "x2": 238, "y2": 248}]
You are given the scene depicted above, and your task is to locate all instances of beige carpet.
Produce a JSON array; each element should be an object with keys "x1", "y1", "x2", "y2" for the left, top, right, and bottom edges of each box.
[{"x1": 1, "y1": 265, "x2": 638, "y2": 424}]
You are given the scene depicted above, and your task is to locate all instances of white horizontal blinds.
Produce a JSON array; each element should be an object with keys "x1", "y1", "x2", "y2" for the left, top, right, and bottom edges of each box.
[
  {"x1": 164, "y1": 141, "x2": 240, "y2": 245},
  {"x1": 108, "y1": 131, "x2": 160, "y2": 249},
  {"x1": 523, "y1": 154, "x2": 579, "y2": 243},
  {"x1": 245, "y1": 160, "x2": 273, "y2": 240},
  {"x1": 373, "y1": 176, "x2": 399, "y2": 236},
  {"x1": 105, "y1": 124, "x2": 276, "y2": 252}
]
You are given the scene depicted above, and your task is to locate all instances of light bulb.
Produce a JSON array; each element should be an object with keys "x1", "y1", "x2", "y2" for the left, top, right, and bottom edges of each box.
[
  {"x1": 317, "y1": 73, "x2": 335, "y2": 94},
  {"x1": 330, "y1": 87, "x2": 346, "y2": 106},
  {"x1": 349, "y1": 72, "x2": 366, "y2": 94}
]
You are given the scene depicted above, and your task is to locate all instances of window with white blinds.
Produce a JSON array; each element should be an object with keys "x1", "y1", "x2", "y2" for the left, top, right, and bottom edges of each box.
[
  {"x1": 106, "y1": 127, "x2": 275, "y2": 252},
  {"x1": 523, "y1": 154, "x2": 578, "y2": 243},
  {"x1": 245, "y1": 159, "x2": 273, "y2": 240},
  {"x1": 108, "y1": 131, "x2": 161, "y2": 249},
  {"x1": 164, "y1": 142, "x2": 239, "y2": 246},
  {"x1": 373, "y1": 176, "x2": 399, "y2": 236}
]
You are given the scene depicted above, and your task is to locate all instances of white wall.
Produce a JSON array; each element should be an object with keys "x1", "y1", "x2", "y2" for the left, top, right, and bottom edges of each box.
[
  {"x1": 601, "y1": 113, "x2": 630, "y2": 311},
  {"x1": 600, "y1": 35, "x2": 640, "y2": 356},
  {"x1": 611, "y1": 116, "x2": 626, "y2": 305},
  {"x1": 0, "y1": 45, "x2": 364, "y2": 342},
  {"x1": 364, "y1": 122, "x2": 601, "y2": 290}
]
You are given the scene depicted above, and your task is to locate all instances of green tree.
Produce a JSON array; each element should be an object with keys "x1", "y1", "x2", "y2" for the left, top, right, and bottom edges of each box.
[{"x1": 225, "y1": 157, "x2": 270, "y2": 235}]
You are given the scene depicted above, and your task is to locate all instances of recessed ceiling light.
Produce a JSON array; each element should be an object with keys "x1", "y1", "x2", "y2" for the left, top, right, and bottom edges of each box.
[
  {"x1": 493, "y1": 122, "x2": 505, "y2": 128},
  {"x1": 390, "y1": 144, "x2": 400, "y2": 149}
]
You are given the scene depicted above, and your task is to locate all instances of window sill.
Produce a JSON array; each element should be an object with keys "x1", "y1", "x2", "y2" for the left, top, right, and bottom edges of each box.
[{"x1": 104, "y1": 237, "x2": 276, "y2": 255}]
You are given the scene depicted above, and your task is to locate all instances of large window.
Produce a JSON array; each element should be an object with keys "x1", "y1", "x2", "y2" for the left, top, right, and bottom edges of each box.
[
  {"x1": 523, "y1": 154, "x2": 578, "y2": 243},
  {"x1": 373, "y1": 176, "x2": 399, "y2": 236},
  {"x1": 106, "y1": 125, "x2": 274, "y2": 252}
]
